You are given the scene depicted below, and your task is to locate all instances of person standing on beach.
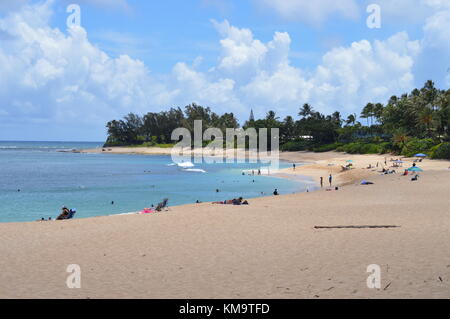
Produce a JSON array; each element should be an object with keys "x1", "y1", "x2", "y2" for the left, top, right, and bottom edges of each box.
[
  {"x1": 273, "y1": 189, "x2": 279, "y2": 196},
  {"x1": 320, "y1": 177, "x2": 323, "y2": 188},
  {"x1": 329, "y1": 174, "x2": 333, "y2": 187},
  {"x1": 293, "y1": 163, "x2": 296, "y2": 170}
]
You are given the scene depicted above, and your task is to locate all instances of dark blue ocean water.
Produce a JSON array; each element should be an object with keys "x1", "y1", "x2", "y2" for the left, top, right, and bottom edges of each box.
[{"x1": 0, "y1": 141, "x2": 313, "y2": 223}]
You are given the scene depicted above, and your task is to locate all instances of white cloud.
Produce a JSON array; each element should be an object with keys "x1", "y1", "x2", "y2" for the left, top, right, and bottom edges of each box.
[
  {"x1": 0, "y1": 1, "x2": 160, "y2": 131},
  {"x1": 240, "y1": 32, "x2": 420, "y2": 115},
  {"x1": 422, "y1": 9, "x2": 450, "y2": 50},
  {"x1": 0, "y1": 1, "x2": 449, "y2": 140},
  {"x1": 412, "y1": 7, "x2": 450, "y2": 86}
]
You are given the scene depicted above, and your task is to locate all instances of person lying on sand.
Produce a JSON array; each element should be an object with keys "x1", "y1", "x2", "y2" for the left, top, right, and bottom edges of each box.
[
  {"x1": 213, "y1": 199, "x2": 232, "y2": 204},
  {"x1": 213, "y1": 197, "x2": 249, "y2": 205},
  {"x1": 56, "y1": 207, "x2": 70, "y2": 220}
]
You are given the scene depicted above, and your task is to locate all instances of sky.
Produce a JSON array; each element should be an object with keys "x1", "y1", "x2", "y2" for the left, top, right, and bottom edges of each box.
[{"x1": 0, "y1": 0, "x2": 449, "y2": 141}]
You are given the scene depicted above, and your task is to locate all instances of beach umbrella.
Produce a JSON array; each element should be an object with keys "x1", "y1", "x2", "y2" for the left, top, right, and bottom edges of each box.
[
  {"x1": 407, "y1": 166, "x2": 423, "y2": 172},
  {"x1": 414, "y1": 153, "x2": 427, "y2": 157}
]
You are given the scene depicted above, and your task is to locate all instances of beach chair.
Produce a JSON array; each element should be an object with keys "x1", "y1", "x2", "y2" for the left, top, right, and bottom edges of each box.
[{"x1": 156, "y1": 198, "x2": 169, "y2": 212}]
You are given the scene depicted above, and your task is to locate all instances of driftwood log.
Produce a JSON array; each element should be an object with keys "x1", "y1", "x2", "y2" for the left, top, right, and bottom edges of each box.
[{"x1": 314, "y1": 225, "x2": 400, "y2": 229}]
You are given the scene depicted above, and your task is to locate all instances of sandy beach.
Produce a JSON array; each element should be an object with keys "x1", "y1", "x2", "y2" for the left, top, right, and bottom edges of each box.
[{"x1": 0, "y1": 151, "x2": 449, "y2": 299}]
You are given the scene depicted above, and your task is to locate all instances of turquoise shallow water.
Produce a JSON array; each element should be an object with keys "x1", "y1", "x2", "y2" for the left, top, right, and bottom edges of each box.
[{"x1": 0, "y1": 141, "x2": 314, "y2": 223}]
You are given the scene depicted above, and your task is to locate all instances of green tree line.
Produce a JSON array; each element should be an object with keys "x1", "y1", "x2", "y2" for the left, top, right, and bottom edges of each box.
[{"x1": 105, "y1": 81, "x2": 450, "y2": 159}]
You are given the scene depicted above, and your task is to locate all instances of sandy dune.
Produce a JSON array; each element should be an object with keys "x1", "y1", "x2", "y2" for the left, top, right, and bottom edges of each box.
[{"x1": 0, "y1": 152, "x2": 449, "y2": 299}]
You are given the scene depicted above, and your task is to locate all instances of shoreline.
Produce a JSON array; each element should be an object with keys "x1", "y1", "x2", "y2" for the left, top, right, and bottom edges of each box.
[
  {"x1": 7, "y1": 149, "x2": 444, "y2": 225},
  {"x1": 1, "y1": 148, "x2": 319, "y2": 225},
  {"x1": 1, "y1": 151, "x2": 449, "y2": 298},
  {"x1": 20, "y1": 148, "x2": 374, "y2": 223}
]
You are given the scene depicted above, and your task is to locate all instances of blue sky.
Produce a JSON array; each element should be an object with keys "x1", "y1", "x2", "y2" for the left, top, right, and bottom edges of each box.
[{"x1": 0, "y1": 0, "x2": 449, "y2": 141}]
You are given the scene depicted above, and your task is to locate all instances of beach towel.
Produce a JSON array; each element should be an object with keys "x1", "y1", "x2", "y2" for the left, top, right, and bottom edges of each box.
[{"x1": 140, "y1": 208, "x2": 156, "y2": 214}]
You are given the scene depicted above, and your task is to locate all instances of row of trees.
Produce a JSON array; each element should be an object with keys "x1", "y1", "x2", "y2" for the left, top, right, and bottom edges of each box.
[
  {"x1": 105, "y1": 80, "x2": 450, "y2": 158},
  {"x1": 106, "y1": 104, "x2": 239, "y2": 146}
]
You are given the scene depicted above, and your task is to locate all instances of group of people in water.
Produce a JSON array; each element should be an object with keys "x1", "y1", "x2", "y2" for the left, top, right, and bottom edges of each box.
[{"x1": 243, "y1": 169, "x2": 265, "y2": 176}]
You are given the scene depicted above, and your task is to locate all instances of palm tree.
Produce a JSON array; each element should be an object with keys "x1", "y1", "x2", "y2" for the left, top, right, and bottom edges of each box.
[
  {"x1": 361, "y1": 103, "x2": 374, "y2": 126},
  {"x1": 435, "y1": 90, "x2": 450, "y2": 140},
  {"x1": 393, "y1": 133, "x2": 409, "y2": 150},
  {"x1": 346, "y1": 113, "x2": 357, "y2": 126},
  {"x1": 299, "y1": 103, "x2": 313, "y2": 118},
  {"x1": 331, "y1": 111, "x2": 342, "y2": 126},
  {"x1": 419, "y1": 109, "x2": 434, "y2": 138},
  {"x1": 373, "y1": 103, "x2": 384, "y2": 124},
  {"x1": 266, "y1": 110, "x2": 279, "y2": 121}
]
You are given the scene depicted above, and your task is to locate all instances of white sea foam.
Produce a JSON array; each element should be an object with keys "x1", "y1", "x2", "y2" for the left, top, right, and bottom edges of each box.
[
  {"x1": 177, "y1": 161, "x2": 195, "y2": 168},
  {"x1": 184, "y1": 168, "x2": 206, "y2": 173}
]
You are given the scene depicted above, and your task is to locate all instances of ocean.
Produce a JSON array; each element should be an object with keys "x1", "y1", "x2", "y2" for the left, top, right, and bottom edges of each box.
[{"x1": 0, "y1": 141, "x2": 315, "y2": 223}]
